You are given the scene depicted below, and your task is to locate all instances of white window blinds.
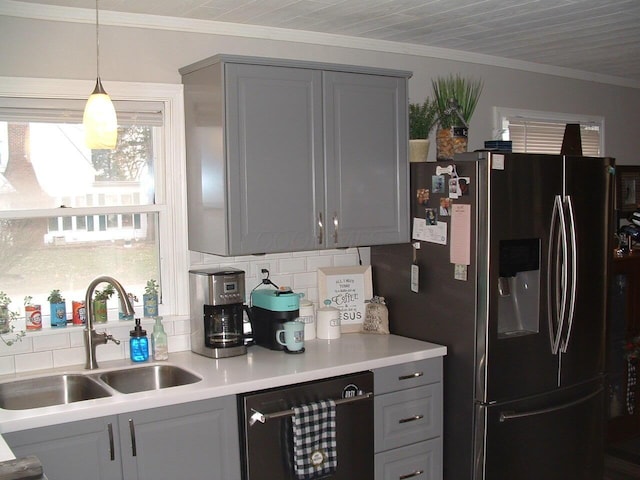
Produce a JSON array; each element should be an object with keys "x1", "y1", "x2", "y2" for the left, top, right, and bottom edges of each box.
[{"x1": 508, "y1": 119, "x2": 601, "y2": 156}]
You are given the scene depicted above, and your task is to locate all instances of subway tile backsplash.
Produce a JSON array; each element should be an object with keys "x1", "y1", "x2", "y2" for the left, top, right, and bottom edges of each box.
[{"x1": 0, "y1": 248, "x2": 369, "y2": 375}]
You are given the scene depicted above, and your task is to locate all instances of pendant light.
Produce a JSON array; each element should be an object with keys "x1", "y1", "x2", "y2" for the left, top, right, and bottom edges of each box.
[{"x1": 83, "y1": 0, "x2": 117, "y2": 149}]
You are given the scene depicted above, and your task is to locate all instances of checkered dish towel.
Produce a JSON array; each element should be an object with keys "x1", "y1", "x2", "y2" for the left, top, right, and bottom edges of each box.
[{"x1": 291, "y1": 399, "x2": 337, "y2": 479}]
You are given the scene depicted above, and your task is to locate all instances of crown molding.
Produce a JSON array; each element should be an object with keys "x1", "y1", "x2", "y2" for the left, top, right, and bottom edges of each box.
[{"x1": 1, "y1": 0, "x2": 638, "y2": 89}]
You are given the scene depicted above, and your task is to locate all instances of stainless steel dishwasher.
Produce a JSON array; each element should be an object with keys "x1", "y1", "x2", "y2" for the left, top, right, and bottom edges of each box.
[{"x1": 238, "y1": 371, "x2": 374, "y2": 479}]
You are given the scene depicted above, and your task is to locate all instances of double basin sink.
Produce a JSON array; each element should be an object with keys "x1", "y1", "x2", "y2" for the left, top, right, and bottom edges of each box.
[{"x1": 0, "y1": 365, "x2": 202, "y2": 411}]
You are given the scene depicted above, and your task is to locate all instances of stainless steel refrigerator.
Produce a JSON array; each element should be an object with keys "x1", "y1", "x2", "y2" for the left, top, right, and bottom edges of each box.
[{"x1": 371, "y1": 151, "x2": 615, "y2": 480}]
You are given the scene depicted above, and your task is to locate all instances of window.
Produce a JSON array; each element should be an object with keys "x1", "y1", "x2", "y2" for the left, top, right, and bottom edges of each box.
[
  {"x1": 494, "y1": 107, "x2": 604, "y2": 156},
  {"x1": 0, "y1": 78, "x2": 187, "y2": 327}
]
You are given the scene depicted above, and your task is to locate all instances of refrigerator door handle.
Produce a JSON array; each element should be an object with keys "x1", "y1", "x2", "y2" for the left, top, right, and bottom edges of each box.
[
  {"x1": 547, "y1": 195, "x2": 568, "y2": 355},
  {"x1": 561, "y1": 195, "x2": 578, "y2": 353},
  {"x1": 498, "y1": 386, "x2": 603, "y2": 422}
]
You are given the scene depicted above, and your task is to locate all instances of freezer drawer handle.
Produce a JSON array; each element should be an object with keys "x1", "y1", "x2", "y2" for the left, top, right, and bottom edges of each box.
[
  {"x1": 399, "y1": 469, "x2": 424, "y2": 479},
  {"x1": 499, "y1": 387, "x2": 603, "y2": 423},
  {"x1": 398, "y1": 372, "x2": 424, "y2": 381},
  {"x1": 399, "y1": 414, "x2": 424, "y2": 424},
  {"x1": 248, "y1": 392, "x2": 373, "y2": 426}
]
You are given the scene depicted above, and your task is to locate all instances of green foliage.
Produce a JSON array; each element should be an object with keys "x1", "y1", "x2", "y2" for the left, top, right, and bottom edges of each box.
[
  {"x1": 0, "y1": 292, "x2": 25, "y2": 346},
  {"x1": 145, "y1": 279, "x2": 159, "y2": 296},
  {"x1": 94, "y1": 284, "x2": 115, "y2": 301},
  {"x1": 92, "y1": 126, "x2": 153, "y2": 181},
  {"x1": 431, "y1": 74, "x2": 484, "y2": 129},
  {"x1": 409, "y1": 99, "x2": 439, "y2": 139},
  {"x1": 0, "y1": 291, "x2": 10, "y2": 306},
  {"x1": 47, "y1": 289, "x2": 65, "y2": 304}
]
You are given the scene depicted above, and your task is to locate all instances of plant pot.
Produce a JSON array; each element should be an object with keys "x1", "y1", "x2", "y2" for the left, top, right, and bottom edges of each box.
[
  {"x1": 50, "y1": 302, "x2": 67, "y2": 328},
  {"x1": 93, "y1": 299, "x2": 108, "y2": 324},
  {"x1": 436, "y1": 127, "x2": 468, "y2": 161},
  {"x1": 26, "y1": 304, "x2": 42, "y2": 330},
  {"x1": 409, "y1": 139, "x2": 430, "y2": 163},
  {"x1": 0, "y1": 305, "x2": 10, "y2": 334},
  {"x1": 143, "y1": 293, "x2": 158, "y2": 318}
]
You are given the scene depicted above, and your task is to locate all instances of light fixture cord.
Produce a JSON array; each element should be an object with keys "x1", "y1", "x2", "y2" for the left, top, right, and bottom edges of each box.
[{"x1": 95, "y1": 0, "x2": 100, "y2": 79}]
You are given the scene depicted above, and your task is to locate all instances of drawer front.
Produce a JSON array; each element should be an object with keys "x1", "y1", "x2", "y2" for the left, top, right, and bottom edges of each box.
[
  {"x1": 374, "y1": 384, "x2": 442, "y2": 452},
  {"x1": 375, "y1": 358, "x2": 442, "y2": 395},
  {"x1": 375, "y1": 438, "x2": 443, "y2": 480}
]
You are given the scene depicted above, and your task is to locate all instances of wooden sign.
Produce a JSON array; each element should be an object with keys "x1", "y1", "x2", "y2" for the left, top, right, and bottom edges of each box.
[{"x1": 318, "y1": 266, "x2": 373, "y2": 333}]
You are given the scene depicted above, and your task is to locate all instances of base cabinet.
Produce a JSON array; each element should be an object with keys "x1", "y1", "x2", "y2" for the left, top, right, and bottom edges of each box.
[
  {"x1": 374, "y1": 358, "x2": 443, "y2": 480},
  {"x1": 5, "y1": 396, "x2": 240, "y2": 480},
  {"x1": 5, "y1": 416, "x2": 121, "y2": 480}
]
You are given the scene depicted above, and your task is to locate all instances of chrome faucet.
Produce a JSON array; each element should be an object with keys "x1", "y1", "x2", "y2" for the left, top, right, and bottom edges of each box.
[{"x1": 83, "y1": 276, "x2": 135, "y2": 370}]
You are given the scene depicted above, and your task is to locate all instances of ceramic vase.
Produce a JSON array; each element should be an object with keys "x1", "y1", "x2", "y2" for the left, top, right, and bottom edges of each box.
[{"x1": 409, "y1": 139, "x2": 430, "y2": 162}]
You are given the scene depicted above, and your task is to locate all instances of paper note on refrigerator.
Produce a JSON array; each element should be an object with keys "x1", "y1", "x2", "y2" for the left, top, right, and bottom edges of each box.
[
  {"x1": 450, "y1": 204, "x2": 471, "y2": 265},
  {"x1": 412, "y1": 218, "x2": 447, "y2": 245}
]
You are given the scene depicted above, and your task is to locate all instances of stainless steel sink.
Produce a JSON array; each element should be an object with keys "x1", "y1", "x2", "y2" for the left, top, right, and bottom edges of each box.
[
  {"x1": 99, "y1": 365, "x2": 201, "y2": 394},
  {"x1": 0, "y1": 374, "x2": 112, "y2": 410}
]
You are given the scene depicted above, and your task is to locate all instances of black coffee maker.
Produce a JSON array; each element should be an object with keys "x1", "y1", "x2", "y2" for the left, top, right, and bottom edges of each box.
[{"x1": 189, "y1": 268, "x2": 251, "y2": 358}]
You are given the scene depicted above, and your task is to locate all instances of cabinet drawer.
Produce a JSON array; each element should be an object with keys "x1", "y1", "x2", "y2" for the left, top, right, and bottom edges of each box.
[
  {"x1": 374, "y1": 384, "x2": 442, "y2": 452},
  {"x1": 375, "y1": 438, "x2": 442, "y2": 480},
  {"x1": 375, "y1": 358, "x2": 442, "y2": 395}
]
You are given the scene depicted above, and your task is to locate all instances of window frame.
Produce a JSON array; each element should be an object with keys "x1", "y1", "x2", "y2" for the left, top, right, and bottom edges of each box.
[
  {"x1": 492, "y1": 106, "x2": 606, "y2": 156},
  {"x1": 0, "y1": 76, "x2": 189, "y2": 316}
]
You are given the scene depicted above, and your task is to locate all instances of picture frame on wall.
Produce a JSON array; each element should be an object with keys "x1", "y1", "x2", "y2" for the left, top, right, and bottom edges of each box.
[
  {"x1": 616, "y1": 166, "x2": 640, "y2": 213},
  {"x1": 317, "y1": 265, "x2": 373, "y2": 333}
]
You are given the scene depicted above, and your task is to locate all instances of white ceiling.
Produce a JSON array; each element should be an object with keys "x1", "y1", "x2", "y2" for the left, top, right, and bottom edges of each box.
[{"x1": 5, "y1": 0, "x2": 640, "y2": 86}]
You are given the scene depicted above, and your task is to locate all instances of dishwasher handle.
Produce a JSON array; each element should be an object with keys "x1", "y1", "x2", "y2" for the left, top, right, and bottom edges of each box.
[{"x1": 249, "y1": 392, "x2": 373, "y2": 426}]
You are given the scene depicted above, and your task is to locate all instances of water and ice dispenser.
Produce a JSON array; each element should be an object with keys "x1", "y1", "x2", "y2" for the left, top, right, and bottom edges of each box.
[{"x1": 497, "y1": 238, "x2": 541, "y2": 337}]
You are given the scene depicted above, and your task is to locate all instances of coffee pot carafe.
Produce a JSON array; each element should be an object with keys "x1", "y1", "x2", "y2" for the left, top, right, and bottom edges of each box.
[{"x1": 190, "y1": 268, "x2": 251, "y2": 358}]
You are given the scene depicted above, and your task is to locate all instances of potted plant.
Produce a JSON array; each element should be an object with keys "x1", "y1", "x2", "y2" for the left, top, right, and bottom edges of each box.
[
  {"x1": 0, "y1": 292, "x2": 25, "y2": 346},
  {"x1": 93, "y1": 285, "x2": 115, "y2": 324},
  {"x1": 143, "y1": 279, "x2": 159, "y2": 318},
  {"x1": 409, "y1": 98, "x2": 438, "y2": 162},
  {"x1": 47, "y1": 289, "x2": 67, "y2": 328},
  {"x1": 24, "y1": 295, "x2": 42, "y2": 331},
  {"x1": 432, "y1": 74, "x2": 483, "y2": 161},
  {"x1": 119, "y1": 293, "x2": 138, "y2": 321}
]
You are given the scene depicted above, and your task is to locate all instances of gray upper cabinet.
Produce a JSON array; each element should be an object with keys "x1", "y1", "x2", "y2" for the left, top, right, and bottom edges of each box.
[{"x1": 181, "y1": 55, "x2": 410, "y2": 256}]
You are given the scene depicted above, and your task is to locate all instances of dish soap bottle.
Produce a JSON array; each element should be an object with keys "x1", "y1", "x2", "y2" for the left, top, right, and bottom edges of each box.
[
  {"x1": 151, "y1": 316, "x2": 169, "y2": 361},
  {"x1": 129, "y1": 318, "x2": 149, "y2": 362}
]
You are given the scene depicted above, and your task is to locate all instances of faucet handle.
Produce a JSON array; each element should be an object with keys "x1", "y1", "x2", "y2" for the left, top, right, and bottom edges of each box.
[{"x1": 105, "y1": 334, "x2": 121, "y2": 345}]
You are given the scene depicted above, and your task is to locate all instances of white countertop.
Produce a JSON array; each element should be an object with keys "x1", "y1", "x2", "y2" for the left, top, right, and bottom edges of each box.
[{"x1": 0, "y1": 334, "x2": 446, "y2": 434}]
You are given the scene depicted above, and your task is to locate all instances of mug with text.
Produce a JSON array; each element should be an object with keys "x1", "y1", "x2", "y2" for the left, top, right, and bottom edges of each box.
[{"x1": 276, "y1": 320, "x2": 305, "y2": 352}]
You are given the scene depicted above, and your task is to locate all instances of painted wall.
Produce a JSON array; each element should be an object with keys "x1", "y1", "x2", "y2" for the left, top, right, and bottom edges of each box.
[{"x1": 1, "y1": 15, "x2": 639, "y2": 163}]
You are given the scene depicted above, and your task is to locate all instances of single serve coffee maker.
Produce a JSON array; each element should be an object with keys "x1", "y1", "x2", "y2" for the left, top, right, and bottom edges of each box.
[{"x1": 189, "y1": 268, "x2": 251, "y2": 359}]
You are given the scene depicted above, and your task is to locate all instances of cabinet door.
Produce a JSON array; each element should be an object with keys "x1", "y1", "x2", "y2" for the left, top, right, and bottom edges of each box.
[
  {"x1": 225, "y1": 63, "x2": 324, "y2": 254},
  {"x1": 4, "y1": 416, "x2": 122, "y2": 480},
  {"x1": 323, "y1": 71, "x2": 409, "y2": 248},
  {"x1": 119, "y1": 396, "x2": 241, "y2": 480}
]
